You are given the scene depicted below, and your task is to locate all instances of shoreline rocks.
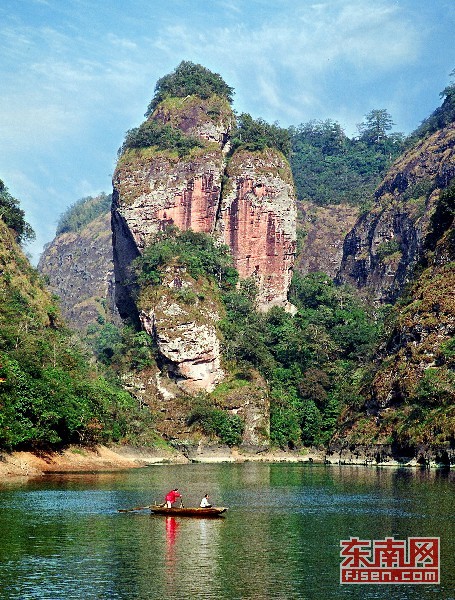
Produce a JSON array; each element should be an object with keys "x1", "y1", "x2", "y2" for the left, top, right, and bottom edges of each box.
[{"x1": 0, "y1": 443, "x2": 451, "y2": 479}]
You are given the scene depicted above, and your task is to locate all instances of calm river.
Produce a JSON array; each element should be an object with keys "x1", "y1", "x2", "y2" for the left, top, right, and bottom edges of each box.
[{"x1": 0, "y1": 463, "x2": 453, "y2": 599}]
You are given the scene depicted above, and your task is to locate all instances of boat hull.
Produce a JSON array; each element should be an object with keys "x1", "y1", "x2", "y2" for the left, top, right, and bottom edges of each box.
[{"x1": 150, "y1": 505, "x2": 228, "y2": 518}]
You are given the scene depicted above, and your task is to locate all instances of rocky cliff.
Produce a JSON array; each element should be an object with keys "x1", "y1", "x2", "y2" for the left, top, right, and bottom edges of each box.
[
  {"x1": 112, "y1": 90, "x2": 296, "y2": 393},
  {"x1": 38, "y1": 211, "x2": 119, "y2": 331},
  {"x1": 112, "y1": 95, "x2": 232, "y2": 325},
  {"x1": 337, "y1": 123, "x2": 455, "y2": 303},
  {"x1": 138, "y1": 264, "x2": 225, "y2": 394},
  {"x1": 296, "y1": 201, "x2": 359, "y2": 278},
  {"x1": 333, "y1": 130, "x2": 455, "y2": 462},
  {"x1": 218, "y1": 148, "x2": 296, "y2": 310}
]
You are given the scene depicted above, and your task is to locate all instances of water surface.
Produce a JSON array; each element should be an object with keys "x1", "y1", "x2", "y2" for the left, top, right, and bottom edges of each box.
[{"x1": 0, "y1": 463, "x2": 453, "y2": 599}]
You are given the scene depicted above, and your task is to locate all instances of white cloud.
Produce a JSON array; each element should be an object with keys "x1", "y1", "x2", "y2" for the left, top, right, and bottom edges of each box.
[{"x1": 145, "y1": 0, "x2": 422, "y2": 124}]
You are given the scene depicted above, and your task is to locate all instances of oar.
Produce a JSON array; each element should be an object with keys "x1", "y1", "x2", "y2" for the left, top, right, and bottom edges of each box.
[{"x1": 118, "y1": 505, "x2": 153, "y2": 513}]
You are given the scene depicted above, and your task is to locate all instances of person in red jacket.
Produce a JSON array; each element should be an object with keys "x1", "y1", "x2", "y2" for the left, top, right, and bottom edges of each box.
[{"x1": 165, "y1": 488, "x2": 182, "y2": 508}]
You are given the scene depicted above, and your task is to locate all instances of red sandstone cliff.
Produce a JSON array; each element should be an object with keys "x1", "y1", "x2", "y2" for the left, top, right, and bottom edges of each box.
[
  {"x1": 111, "y1": 93, "x2": 296, "y2": 393},
  {"x1": 218, "y1": 148, "x2": 296, "y2": 310}
]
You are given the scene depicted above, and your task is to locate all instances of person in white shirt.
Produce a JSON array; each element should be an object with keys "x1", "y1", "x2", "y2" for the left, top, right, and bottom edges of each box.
[{"x1": 200, "y1": 494, "x2": 212, "y2": 508}]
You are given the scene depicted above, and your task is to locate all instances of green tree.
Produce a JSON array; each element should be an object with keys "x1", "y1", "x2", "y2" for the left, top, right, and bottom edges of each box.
[
  {"x1": 187, "y1": 402, "x2": 244, "y2": 446},
  {"x1": 409, "y1": 68, "x2": 455, "y2": 141},
  {"x1": 118, "y1": 121, "x2": 203, "y2": 158},
  {"x1": 357, "y1": 109, "x2": 395, "y2": 145},
  {"x1": 232, "y1": 113, "x2": 291, "y2": 156},
  {"x1": 134, "y1": 228, "x2": 238, "y2": 290},
  {"x1": 0, "y1": 180, "x2": 35, "y2": 244},
  {"x1": 289, "y1": 117, "x2": 404, "y2": 206},
  {"x1": 145, "y1": 61, "x2": 234, "y2": 116}
]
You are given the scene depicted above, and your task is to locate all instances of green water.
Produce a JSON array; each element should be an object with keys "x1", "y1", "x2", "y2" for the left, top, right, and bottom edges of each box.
[{"x1": 0, "y1": 463, "x2": 453, "y2": 599}]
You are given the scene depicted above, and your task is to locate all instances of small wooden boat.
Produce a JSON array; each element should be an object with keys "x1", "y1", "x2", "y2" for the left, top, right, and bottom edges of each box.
[{"x1": 150, "y1": 504, "x2": 228, "y2": 518}]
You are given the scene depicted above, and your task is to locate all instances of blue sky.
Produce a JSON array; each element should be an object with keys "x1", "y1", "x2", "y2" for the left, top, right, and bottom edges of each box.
[{"x1": 1, "y1": 0, "x2": 454, "y2": 264}]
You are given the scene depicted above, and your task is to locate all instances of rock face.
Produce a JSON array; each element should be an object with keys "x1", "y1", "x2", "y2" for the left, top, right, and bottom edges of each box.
[
  {"x1": 111, "y1": 147, "x2": 226, "y2": 323},
  {"x1": 112, "y1": 93, "x2": 297, "y2": 392},
  {"x1": 38, "y1": 212, "x2": 120, "y2": 330},
  {"x1": 112, "y1": 151, "x2": 225, "y2": 249},
  {"x1": 337, "y1": 123, "x2": 455, "y2": 303},
  {"x1": 112, "y1": 96, "x2": 232, "y2": 327},
  {"x1": 296, "y1": 201, "x2": 359, "y2": 279},
  {"x1": 138, "y1": 266, "x2": 224, "y2": 394},
  {"x1": 335, "y1": 199, "x2": 455, "y2": 455},
  {"x1": 218, "y1": 148, "x2": 296, "y2": 310},
  {"x1": 334, "y1": 125, "x2": 455, "y2": 457}
]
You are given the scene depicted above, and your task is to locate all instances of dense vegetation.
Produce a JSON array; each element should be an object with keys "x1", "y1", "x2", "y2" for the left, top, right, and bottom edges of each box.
[
  {"x1": 289, "y1": 111, "x2": 405, "y2": 206},
  {"x1": 0, "y1": 180, "x2": 35, "y2": 245},
  {"x1": 122, "y1": 62, "x2": 290, "y2": 160},
  {"x1": 220, "y1": 272, "x2": 381, "y2": 447},
  {"x1": 187, "y1": 402, "x2": 245, "y2": 447},
  {"x1": 56, "y1": 193, "x2": 112, "y2": 235},
  {"x1": 145, "y1": 61, "x2": 234, "y2": 117},
  {"x1": 231, "y1": 113, "x2": 291, "y2": 156},
  {"x1": 118, "y1": 120, "x2": 204, "y2": 158},
  {"x1": 133, "y1": 227, "x2": 238, "y2": 290},
  {"x1": 130, "y1": 227, "x2": 381, "y2": 448},
  {"x1": 0, "y1": 209, "x2": 155, "y2": 450}
]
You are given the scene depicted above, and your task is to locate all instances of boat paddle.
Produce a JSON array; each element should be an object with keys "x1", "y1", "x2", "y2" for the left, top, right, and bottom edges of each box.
[{"x1": 118, "y1": 502, "x2": 165, "y2": 513}]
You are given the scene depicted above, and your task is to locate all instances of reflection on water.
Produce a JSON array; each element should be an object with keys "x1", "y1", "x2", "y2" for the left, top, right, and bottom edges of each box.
[
  {"x1": 0, "y1": 464, "x2": 453, "y2": 599},
  {"x1": 165, "y1": 517, "x2": 178, "y2": 593}
]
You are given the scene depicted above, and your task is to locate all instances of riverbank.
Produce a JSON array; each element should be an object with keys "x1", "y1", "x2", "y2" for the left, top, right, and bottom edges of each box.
[
  {"x1": 0, "y1": 445, "x2": 184, "y2": 478},
  {"x1": 0, "y1": 445, "x2": 319, "y2": 478},
  {"x1": 0, "y1": 443, "x2": 451, "y2": 478}
]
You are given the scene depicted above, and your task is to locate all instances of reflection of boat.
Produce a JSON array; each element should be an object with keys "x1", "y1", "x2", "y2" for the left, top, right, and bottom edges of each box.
[{"x1": 150, "y1": 505, "x2": 228, "y2": 518}]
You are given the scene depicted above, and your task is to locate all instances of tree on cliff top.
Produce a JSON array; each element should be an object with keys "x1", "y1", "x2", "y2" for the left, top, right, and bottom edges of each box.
[
  {"x1": 145, "y1": 61, "x2": 234, "y2": 116},
  {"x1": 56, "y1": 193, "x2": 112, "y2": 235},
  {"x1": 0, "y1": 179, "x2": 35, "y2": 245},
  {"x1": 409, "y1": 68, "x2": 455, "y2": 141},
  {"x1": 231, "y1": 113, "x2": 291, "y2": 156},
  {"x1": 357, "y1": 109, "x2": 397, "y2": 146}
]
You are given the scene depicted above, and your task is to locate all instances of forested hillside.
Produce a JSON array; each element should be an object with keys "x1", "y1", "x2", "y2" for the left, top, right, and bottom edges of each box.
[
  {"x1": 289, "y1": 110, "x2": 405, "y2": 207},
  {"x1": 0, "y1": 183, "x2": 155, "y2": 450}
]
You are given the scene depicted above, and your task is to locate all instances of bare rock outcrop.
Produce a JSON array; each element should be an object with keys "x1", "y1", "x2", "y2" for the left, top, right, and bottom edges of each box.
[
  {"x1": 112, "y1": 96, "x2": 232, "y2": 326},
  {"x1": 112, "y1": 150, "x2": 226, "y2": 250},
  {"x1": 218, "y1": 148, "x2": 297, "y2": 311},
  {"x1": 112, "y1": 93, "x2": 297, "y2": 396},
  {"x1": 337, "y1": 123, "x2": 455, "y2": 303},
  {"x1": 38, "y1": 211, "x2": 120, "y2": 330},
  {"x1": 138, "y1": 267, "x2": 224, "y2": 394}
]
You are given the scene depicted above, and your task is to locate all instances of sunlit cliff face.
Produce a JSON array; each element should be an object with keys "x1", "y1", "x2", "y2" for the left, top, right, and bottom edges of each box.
[{"x1": 112, "y1": 97, "x2": 297, "y2": 314}]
